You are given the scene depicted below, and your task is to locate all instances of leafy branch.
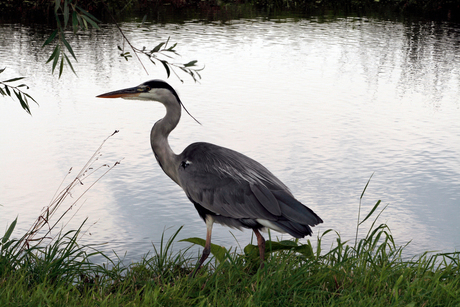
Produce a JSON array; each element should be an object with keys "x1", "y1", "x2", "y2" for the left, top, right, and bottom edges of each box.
[
  {"x1": 106, "y1": 8, "x2": 203, "y2": 82},
  {"x1": 118, "y1": 36, "x2": 203, "y2": 83},
  {"x1": 15, "y1": 1, "x2": 203, "y2": 114},
  {"x1": 43, "y1": 0, "x2": 100, "y2": 77},
  {"x1": 43, "y1": 2, "x2": 203, "y2": 82},
  {"x1": 0, "y1": 68, "x2": 37, "y2": 115}
]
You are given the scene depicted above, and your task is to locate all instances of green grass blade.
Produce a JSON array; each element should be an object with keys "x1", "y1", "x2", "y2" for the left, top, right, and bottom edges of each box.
[
  {"x1": 1, "y1": 217, "x2": 17, "y2": 245},
  {"x1": 360, "y1": 172, "x2": 374, "y2": 200},
  {"x1": 359, "y1": 200, "x2": 382, "y2": 226}
]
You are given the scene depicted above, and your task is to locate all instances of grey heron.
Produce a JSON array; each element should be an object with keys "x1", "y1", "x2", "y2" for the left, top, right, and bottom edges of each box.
[{"x1": 97, "y1": 80, "x2": 323, "y2": 272}]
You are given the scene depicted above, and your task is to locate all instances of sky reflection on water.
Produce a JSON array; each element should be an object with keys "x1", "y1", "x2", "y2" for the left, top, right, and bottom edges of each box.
[{"x1": 1, "y1": 17, "x2": 459, "y2": 263}]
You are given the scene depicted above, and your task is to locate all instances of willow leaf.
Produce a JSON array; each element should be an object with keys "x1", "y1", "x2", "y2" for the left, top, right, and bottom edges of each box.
[
  {"x1": 80, "y1": 15, "x2": 99, "y2": 30},
  {"x1": 59, "y1": 57, "x2": 64, "y2": 77},
  {"x1": 72, "y1": 11, "x2": 78, "y2": 33},
  {"x1": 62, "y1": 36, "x2": 77, "y2": 60},
  {"x1": 64, "y1": 54, "x2": 77, "y2": 76},
  {"x1": 184, "y1": 60, "x2": 197, "y2": 67},
  {"x1": 2, "y1": 77, "x2": 25, "y2": 83},
  {"x1": 52, "y1": 47, "x2": 60, "y2": 73},
  {"x1": 152, "y1": 42, "x2": 165, "y2": 53},
  {"x1": 54, "y1": 0, "x2": 60, "y2": 13},
  {"x1": 76, "y1": 5, "x2": 101, "y2": 23},
  {"x1": 64, "y1": 0, "x2": 69, "y2": 28},
  {"x1": 43, "y1": 29, "x2": 58, "y2": 47},
  {"x1": 24, "y1": 93, "x2": 37, "y2": 104},
  {"x1": 46, "y1": 45, "x2": 60, "y2": 64},
  {"x1": 160, "y1": 60, "x2": 170, "y2": 78}
]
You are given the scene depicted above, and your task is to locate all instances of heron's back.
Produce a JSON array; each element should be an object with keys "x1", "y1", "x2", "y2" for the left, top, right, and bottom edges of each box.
[{"x1": 176, "y1": 142, "x2": 323, "y2": 237}]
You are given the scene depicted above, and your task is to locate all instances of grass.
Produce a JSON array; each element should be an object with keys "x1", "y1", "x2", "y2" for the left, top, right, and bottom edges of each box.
[
  {"x1": 2, "y1": 202, "x2": 460, "y2": 306},
  {"x1": 1, "y1": 138, "x2": 459, "y2": 306},
  {"x1": 1, "y1": 217, "x2": 459, "y2": 306}
]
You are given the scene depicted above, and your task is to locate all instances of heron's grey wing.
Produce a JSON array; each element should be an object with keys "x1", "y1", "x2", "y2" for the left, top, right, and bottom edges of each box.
[{"x1": 177, "y1": 142, "x2": 322, "y2": 227}]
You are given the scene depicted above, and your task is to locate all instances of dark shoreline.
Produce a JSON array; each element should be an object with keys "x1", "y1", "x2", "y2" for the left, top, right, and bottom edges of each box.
[{"x1": 1, "y1": 0, "x2": 460, "y2": 24}]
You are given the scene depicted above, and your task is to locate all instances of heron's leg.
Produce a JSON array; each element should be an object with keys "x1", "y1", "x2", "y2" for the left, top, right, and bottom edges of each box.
[
  {"x1": 191, "y1": 217, "x2": 214, "y2": 277},
  {"x1": 199, "y1": 222, "x2": 213, "y2": 266},
  {"x1": 253, "y1": 228, "x2": 266, "y2": 267}
]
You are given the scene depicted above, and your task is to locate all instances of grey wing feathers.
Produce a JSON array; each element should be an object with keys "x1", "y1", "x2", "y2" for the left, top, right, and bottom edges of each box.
[
  {"x1": 177, "y1": 142, "x2": 322, "y2": 237},
  {"x1": 271, "y1": 190, "x2": 322, "y2": 225},
  {"x1": 249, "y1": 183, "x2": 281, "y2": 216}
]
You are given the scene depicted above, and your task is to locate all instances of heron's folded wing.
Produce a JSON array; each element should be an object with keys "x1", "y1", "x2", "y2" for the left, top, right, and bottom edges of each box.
[
  {"x1": 177, "y1": 142, "x2": 322, "y2": 226},
  {"x1": 177, "y1": 142, "x2": 287, "y2": 220},
  {"x1": 180, "y1": 169, "x2": 278, "y2": 220}
]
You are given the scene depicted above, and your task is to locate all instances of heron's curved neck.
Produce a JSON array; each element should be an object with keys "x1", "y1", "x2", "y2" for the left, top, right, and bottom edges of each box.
[{"x1": 151, "y1": 100, "x2": 181, "y2": 184}]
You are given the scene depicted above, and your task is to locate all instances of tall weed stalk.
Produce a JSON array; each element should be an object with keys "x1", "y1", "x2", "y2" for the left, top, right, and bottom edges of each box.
[{"x1": 1, "y1": 131, "x2": 121, "y2": 283}]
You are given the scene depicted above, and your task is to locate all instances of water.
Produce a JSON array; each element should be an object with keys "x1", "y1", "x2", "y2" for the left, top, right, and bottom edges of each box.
[{"x1": 1, "y1": 16, "x2": 459, "y2": 263}]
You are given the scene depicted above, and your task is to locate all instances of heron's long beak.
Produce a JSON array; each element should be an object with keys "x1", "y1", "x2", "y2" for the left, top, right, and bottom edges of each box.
[{"x1": 96, "y1": 86, "x2": 142, "y2": 99}]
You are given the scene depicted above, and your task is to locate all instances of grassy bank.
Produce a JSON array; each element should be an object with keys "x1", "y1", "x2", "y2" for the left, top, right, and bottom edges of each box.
[{"x1": 1, "y1": 217, "x2": 459, "y2": 306}]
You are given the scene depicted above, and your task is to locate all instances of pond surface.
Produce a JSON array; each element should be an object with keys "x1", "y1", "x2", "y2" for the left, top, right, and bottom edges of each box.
[{"x1": 1, "y1": 15, "x2": 459, "y2": 263}]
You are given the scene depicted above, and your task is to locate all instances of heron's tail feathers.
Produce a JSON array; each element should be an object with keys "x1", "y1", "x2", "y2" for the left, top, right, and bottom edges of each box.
[{"x1": 270, "y1": 190, "x2": 323, "y2": 238}]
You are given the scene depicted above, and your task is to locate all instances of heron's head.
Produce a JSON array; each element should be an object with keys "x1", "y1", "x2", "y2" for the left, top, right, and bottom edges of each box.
[
  {"x1": 97, "y1": 79, "x2": 201, "y2": 124},
  {"x1": 97, "y1": 80, "x2": 181, "y2": 105}
]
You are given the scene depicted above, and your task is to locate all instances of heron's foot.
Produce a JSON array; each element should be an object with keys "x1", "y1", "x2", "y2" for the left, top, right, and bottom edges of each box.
[
  {"x1": 253, "y1": 228, "x2": 266, "y2": 268},
  {"x1": 189, "y1": 265, "x2": 201, "y2": 278},
  {"x1": 189, "y1": 245, "x2": 210, "y2": 278}
]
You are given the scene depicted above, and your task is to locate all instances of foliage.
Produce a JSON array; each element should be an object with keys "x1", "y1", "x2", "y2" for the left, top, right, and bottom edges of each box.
[
  {"x1": 41, "y1": 0, "x2": 203, "y2": 80},
  {"x1": 2, "y1": 204, "x2": 460, "y2": 305},
  {"x1": 180, "y1": 237, "x2": 229, "y2": 262},
  {"x1": 118, "y1": 36, "x2": 203, "y2": 83},
  {"x1": 1, "y1": 172, "x2": 460, "y2": 305},
  {"x1": 0, "y1": 132, "x2": 120, "y2": 280},
  {"x1": 0, "y1": 68, "x2": 37, "y2": 114},
  {"x1": 2, "y1": 0, "x2": 460, "y2": 21},
  {"x1": 3, "y1": 1, "x2": 203, "y2": 114},
  {"x1": 43, "y1": 0, "x2": 100, "y2": 77}
]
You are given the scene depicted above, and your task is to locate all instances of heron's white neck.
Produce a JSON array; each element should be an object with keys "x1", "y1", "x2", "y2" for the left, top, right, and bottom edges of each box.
[{"x1": 150, "y1": 100, "x2": 181, "y2": 184}]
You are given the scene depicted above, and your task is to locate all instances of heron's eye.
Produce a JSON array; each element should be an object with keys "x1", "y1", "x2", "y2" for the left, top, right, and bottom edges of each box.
[
  {"x1": 181, "y1": 161, "x2": 192, "y2": 169},
  {"x1": 138, "y1": 86, "x2": 150, "y2": 92}
]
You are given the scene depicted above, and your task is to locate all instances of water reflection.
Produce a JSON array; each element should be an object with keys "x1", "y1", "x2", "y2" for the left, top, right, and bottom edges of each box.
[
  {"x1": 400, "y1": 21, "x2": 460, "y2": 106},
  {"x1": 0, "y1": 16, "x2": 459, "y2": 264}
]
